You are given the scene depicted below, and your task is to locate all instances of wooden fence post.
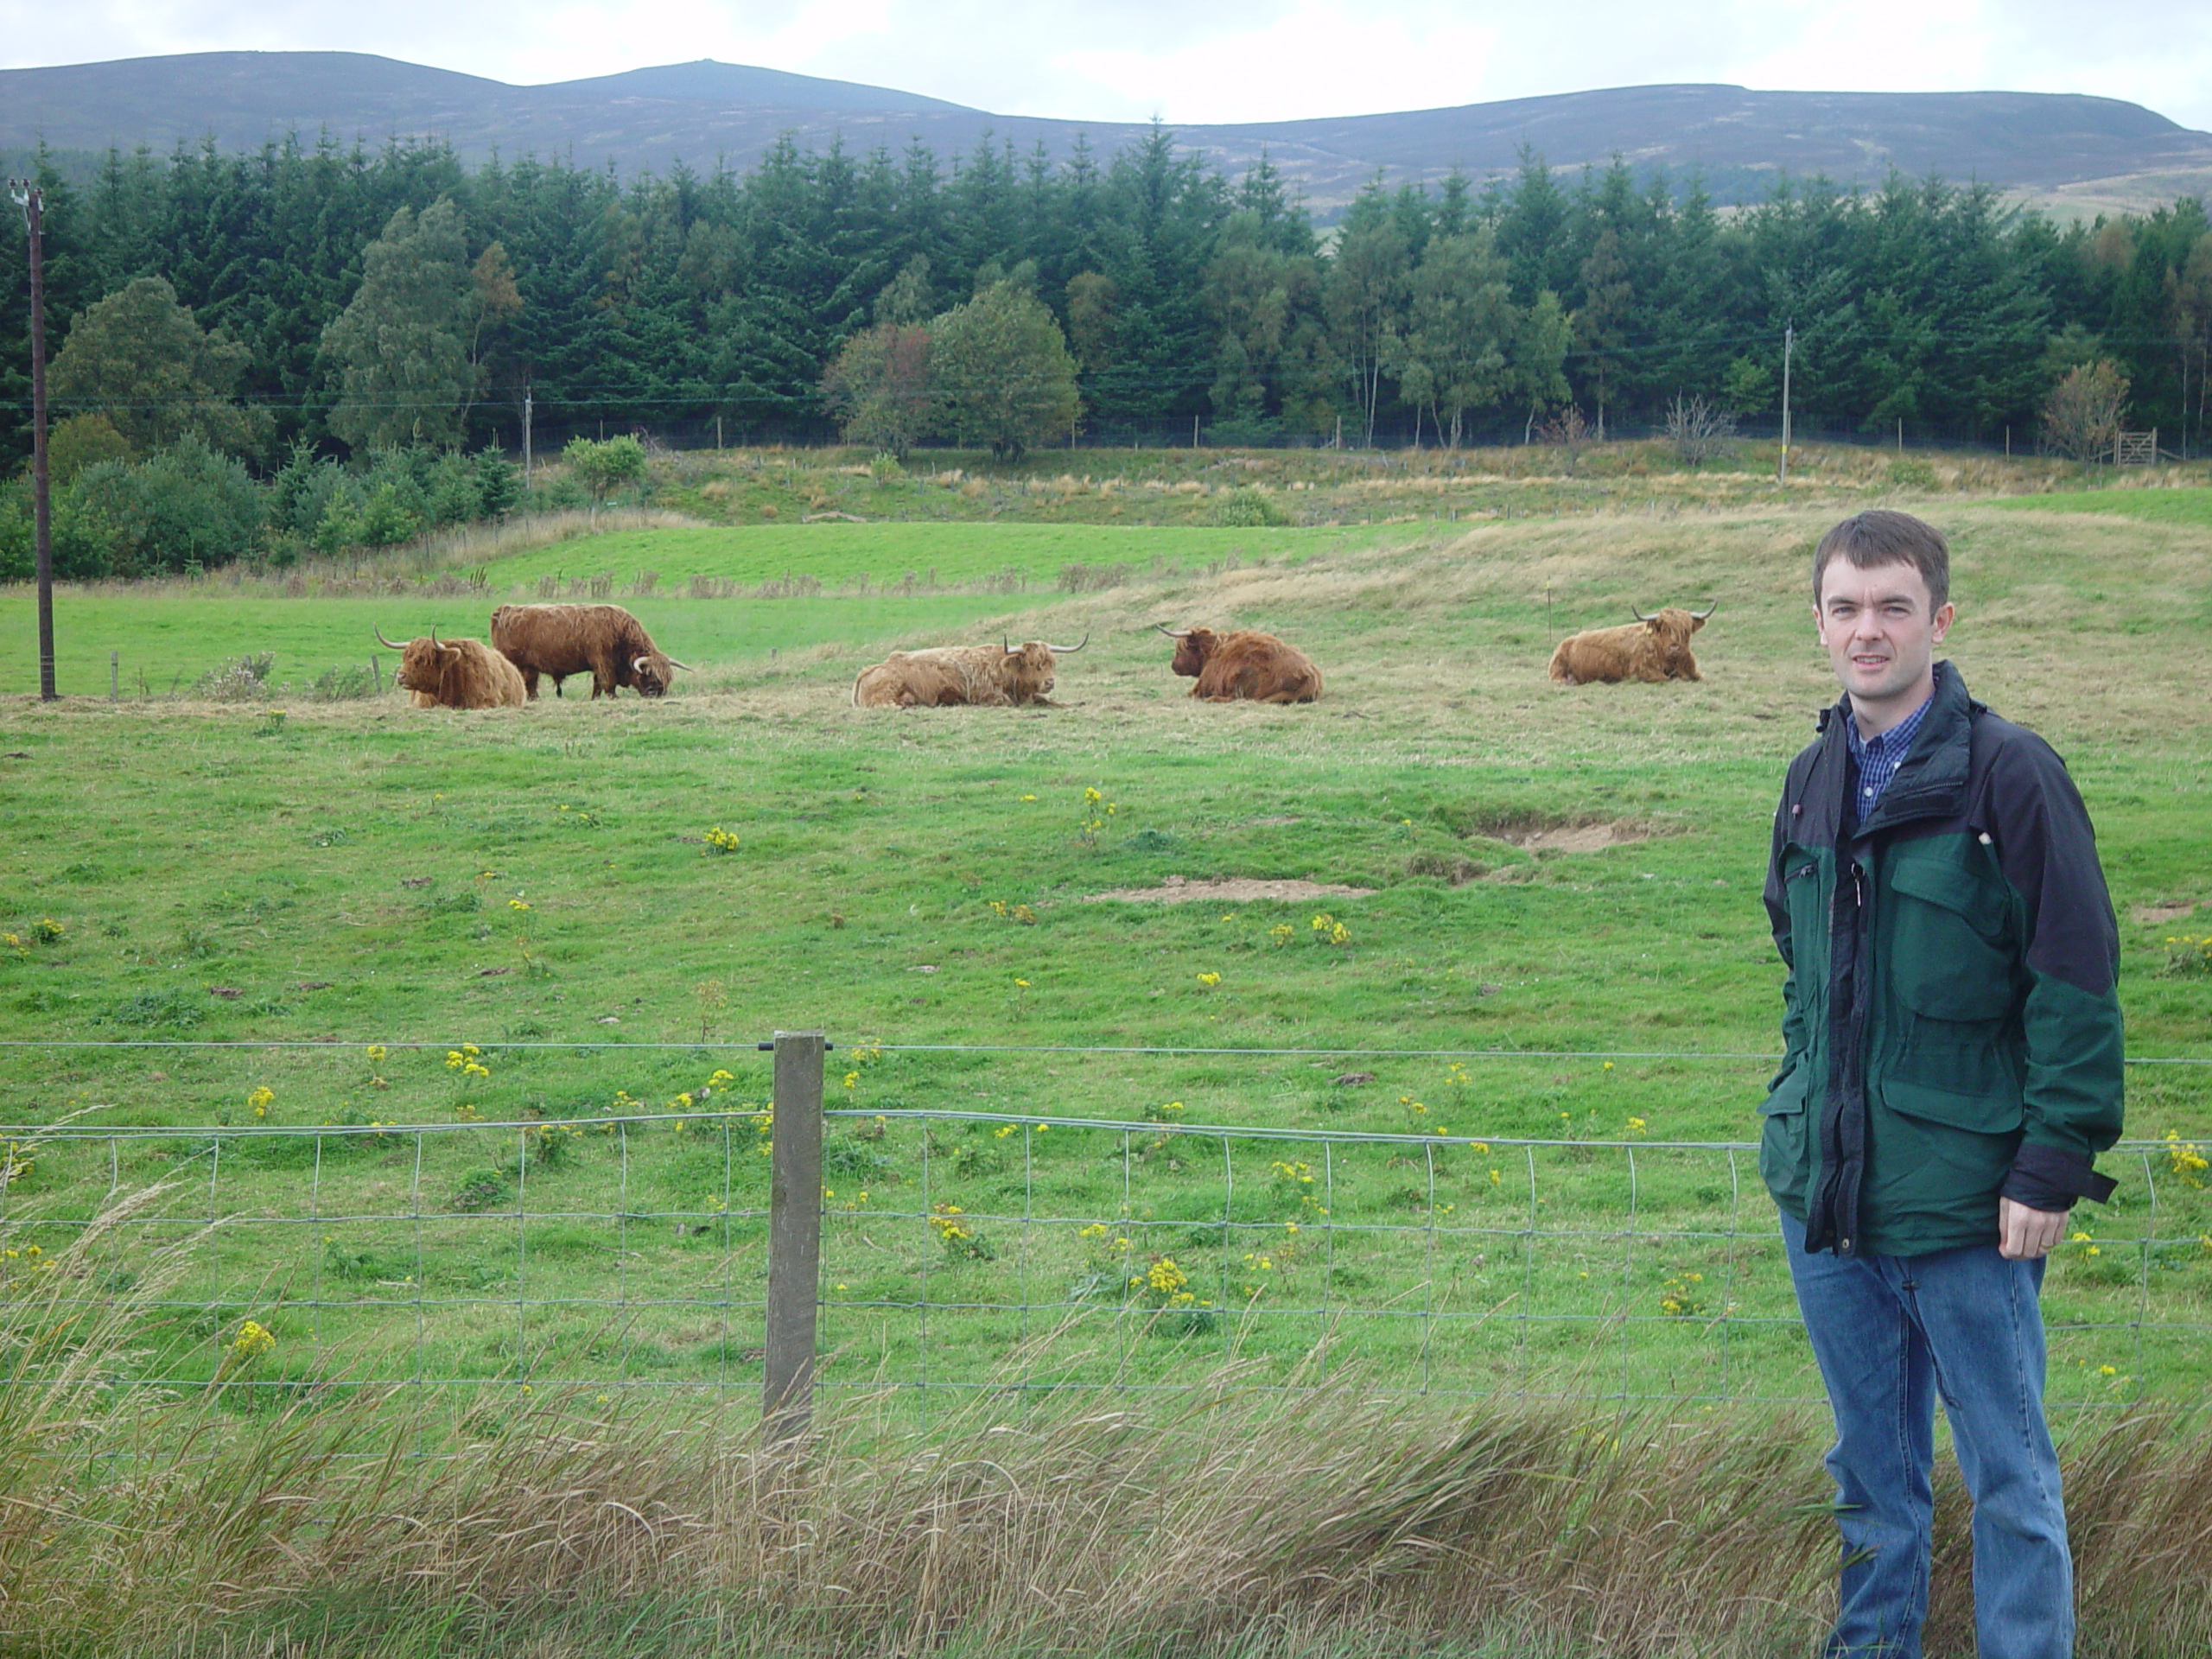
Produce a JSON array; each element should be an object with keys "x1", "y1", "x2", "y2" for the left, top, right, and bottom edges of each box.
[{"x1": 764, "y1": 1029, "x2": 824, "y2": 1441}]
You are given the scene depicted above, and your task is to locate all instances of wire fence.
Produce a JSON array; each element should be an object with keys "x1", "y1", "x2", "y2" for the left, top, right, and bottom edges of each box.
[{"x1": 4, "y1": 1035, "x2": 2203, "y2": 1418}]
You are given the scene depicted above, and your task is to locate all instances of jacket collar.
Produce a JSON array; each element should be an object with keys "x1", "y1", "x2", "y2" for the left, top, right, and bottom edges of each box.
[{"x1": 1808, "y1": 661, "x2": 1981, "y2": 841}]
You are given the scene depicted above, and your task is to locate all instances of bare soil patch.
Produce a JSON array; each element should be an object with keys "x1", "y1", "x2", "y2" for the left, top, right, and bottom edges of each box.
[
  {"x1": 1446, "y1": 809, "x2": 1659, "y2": 852},
  {"x1": 1504, "y1": 822, "x2": 1651, "y2": 852},
  {"x1": 1084, "y1": 874, "x2": 1375, "y2": 905},
  {"x1": 2135, "y1": 903, "x2": 2199, "y2": 925},
  {"x1": 1433, "y1": 809, "x2": 1663, "y2": 858}
]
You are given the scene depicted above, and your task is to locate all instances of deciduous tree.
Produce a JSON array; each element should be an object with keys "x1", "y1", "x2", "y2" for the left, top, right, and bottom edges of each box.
[
  {"x1": 821, "y1": 322, "x2": 934, "y2": 457},
  {"x1": 562, "y1": 435, "x2": 648, "y2": 506},
  {"x1": 49, "y1": 276, "x2": 267, "y2": 457},
  {"x1": 1325, "y1": 179, "x2": 1411, "y2": 446},
  {"x1": 321, "y1": 199, "x2": 474, "y2": 452},
  {"x1": 1393, "y1": 231, "x2": 1516, "y2": 448},
  {"x1": 2041, "y1": 359, "x2": 2130, "y2": 461},
  {"x1": 928, "y1": 279, "x2": 1081, "y2": 461}
]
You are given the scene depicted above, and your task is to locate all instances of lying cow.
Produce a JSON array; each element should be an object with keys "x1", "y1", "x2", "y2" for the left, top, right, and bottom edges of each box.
[
  {"x1": 488, "y1": 603, "x2": 690, "y2": 700},
  {"x1": 851, "y1": 635, "x2": 1087, "y2": 708},
  {"x1": 1154, "y1": 625, "x2": 1323, "y2": 703},
  {"x1": 1548, "y1": 605, "x2": 1716, "y2": 685},
  {"x1": 375, "y1": 626, "x2": 527, "y2": 709}
]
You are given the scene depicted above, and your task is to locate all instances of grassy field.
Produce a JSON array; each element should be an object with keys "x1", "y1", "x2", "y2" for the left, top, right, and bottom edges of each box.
[{"x1": 3, "y1": 457, "x2": 2210, "y2": 1655}]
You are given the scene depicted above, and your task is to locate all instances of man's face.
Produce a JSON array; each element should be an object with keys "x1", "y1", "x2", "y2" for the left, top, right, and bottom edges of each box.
[{"x1": 1815, "y1": 558, "x2": 1954, "y2": 730}]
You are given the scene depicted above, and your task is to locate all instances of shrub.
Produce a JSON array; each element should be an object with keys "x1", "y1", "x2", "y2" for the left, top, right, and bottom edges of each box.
[
  {"x1": 303, "y1": 664, "x2": 379, "y2": 702},
  {"x1": 267, "y1": 442, "x2": 353, "y2": 540},
  {"x1": 192, "y1": 653, "x2": 276, "y2": 702},
  {"x1": 356, "y1": 481, "x2": 423, "y2": 548},
  {"x1": 69, "y1": 437, "x2": 264, "y2": 574},
  {"x1": 1211, "y1": 487, "x2": 1287, "y2": 527},
  {"x1": 1663, "y1": 394, "x2": 1738, "y2": 465},
  {"x1": 0, "y1": 483, "x2": 116, "y2": 581}
]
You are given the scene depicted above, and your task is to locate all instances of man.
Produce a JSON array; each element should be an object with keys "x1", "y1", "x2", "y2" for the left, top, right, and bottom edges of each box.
[{"x1": 1761, "y1": 509, "x2": 2124, "y2": 1659}]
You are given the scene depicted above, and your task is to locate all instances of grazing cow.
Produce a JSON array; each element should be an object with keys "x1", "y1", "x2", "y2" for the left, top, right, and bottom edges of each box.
[
  {"x1": 374, "y1": 626, "x2": 527, "y2": 710},
  {"x1": 1154, "y1": 625, "x2": 1323, "y2": 703},
  {"x1": 488, "y1": 603, "x2": 690, "y2": 700},
  {"x1": 851, "y1": 635, "x2": 1087, "y2": 708},
  {"x1": 1548, "y1": 605, "x2": 1716, "y2": 685}
]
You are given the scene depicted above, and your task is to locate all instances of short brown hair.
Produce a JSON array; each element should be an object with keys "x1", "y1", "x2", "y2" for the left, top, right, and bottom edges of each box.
[{"x1": 1812, "y1": 510, "x2": 1950, "y2": 611}]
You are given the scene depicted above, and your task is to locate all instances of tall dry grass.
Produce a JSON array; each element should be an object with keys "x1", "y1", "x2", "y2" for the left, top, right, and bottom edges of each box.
[{"x1": 10, "y1": 1194, "x2": 2212, "y2": 1659}]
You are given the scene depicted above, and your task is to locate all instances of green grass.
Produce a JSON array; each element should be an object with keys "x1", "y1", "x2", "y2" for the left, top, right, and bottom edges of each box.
[
  {"x1": 0, "y1": 524, "x2": 1409, "y2": 698},
  {"x1": 1987, "y1": 481, "x2": 2212, "y2": 526},
  {"x1": 485, "y1": 520, "x2": 1409, "y2": 589},
  {"x1": 0, "y1": 586, "x2": 1081, "y2": 698},
  {"x1": 1, "y1": 495, "x2": 2208, "y2": 1418},
  {"x1": 5, "y1": 483, "x2": 2212, "y2": 1657}
]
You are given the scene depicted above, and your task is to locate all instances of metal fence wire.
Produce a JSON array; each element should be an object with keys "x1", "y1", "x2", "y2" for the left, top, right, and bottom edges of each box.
[{"x1": 3, "y1": 1037, "x2": 2202, "y2": 1417}]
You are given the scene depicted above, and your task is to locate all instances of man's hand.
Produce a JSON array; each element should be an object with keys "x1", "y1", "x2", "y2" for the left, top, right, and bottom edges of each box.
[{"x1": 1999, "y1": 1196, "x2": 2069, "y2": 1261}]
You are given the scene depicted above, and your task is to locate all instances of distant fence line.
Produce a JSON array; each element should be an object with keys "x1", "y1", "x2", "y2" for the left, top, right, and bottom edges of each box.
[
  {"x1": 515, "y1": 410, "x2": 2129, "y2": 461},
  {"x1": 3, "y1": 1033, "x2": 2201, "y2": 1428}
]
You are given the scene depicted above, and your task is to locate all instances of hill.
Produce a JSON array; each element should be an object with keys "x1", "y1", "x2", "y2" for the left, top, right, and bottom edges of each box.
[{"x1": 4, "y1": 51, "x2": 2210, "y2": 214}]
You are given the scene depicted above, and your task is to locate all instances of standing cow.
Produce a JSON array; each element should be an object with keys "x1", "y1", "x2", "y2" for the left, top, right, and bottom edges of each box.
[
  {"x1": 374, "y1": 627, "x2": 527, "y2": 709},
  {"x1": 489, "y1": 603, "x2": 690, "y2": 700},
  {"x1": 1548, "y1": 605, "x2": 1716, "y2": 684},
  {"x1": 1154, "y1": 625, "x2": 1323, "y2": 703},
  {"x1": 851, "y1": 636, "x2": 1087, "y2": 708}
]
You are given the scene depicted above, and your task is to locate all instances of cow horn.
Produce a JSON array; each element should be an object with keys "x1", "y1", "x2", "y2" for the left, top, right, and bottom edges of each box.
[
  {"x1": 1046, "y1": 632, "x2": 1090, "y2": 654},
  {"x1": 1154, "y1": 623, "x2": 1192, "y2": 639},
  {"x1": 1690, "y1": 602, "x2": 1718, "y2": 621},
  {"x1": 373, "y1": 625, "x2": 404, "y2": 650},
  {"x1": 1003, "y1": 637, "x2": 1020, "y2": 657},
  {"x1": 664, "y1": 657, "x2": 691, "y2": 671},
  {"x1": 633, "y1": 655, "x2": 651, "y2": 676}
]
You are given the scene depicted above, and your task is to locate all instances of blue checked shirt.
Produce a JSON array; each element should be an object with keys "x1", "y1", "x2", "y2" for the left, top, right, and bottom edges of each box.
[{"x1": 1844, "y1": 692, "x2": 1932, "y2": 823}]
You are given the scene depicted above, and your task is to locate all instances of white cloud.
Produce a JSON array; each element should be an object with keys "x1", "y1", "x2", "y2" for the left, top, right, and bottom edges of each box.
[{"x1": 3, "y1": 0, "x2": 2209, "y2": 129}]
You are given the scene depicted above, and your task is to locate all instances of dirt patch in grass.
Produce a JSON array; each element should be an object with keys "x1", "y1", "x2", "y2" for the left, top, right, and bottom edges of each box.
[
  {"x1": 2136, "y1": 902, "x2": 2199, "y2": 925},
  {"x1": 1084, "y1": 874, "x2": 1375, "y2": 904},
  {"x1": 1444, "y1": 806, "x2": 1661, "y2": 852},
  {"x1": 1505, "y1": 821, "x2": 1653, "y2": 852}
]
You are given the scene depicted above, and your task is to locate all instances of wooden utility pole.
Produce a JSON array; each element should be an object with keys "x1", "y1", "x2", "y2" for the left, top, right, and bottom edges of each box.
[
  {"x1": 10, "y1": 180, "x2": 54, "y2": 700},
  {"x1": 764, "y1": 1030, "x2": 824, "y2": 1443},
  {"x1": 523, "y1": 387, "x2": 533, "y2": 488},
  {"x1": 1777, "y1": 321, "x2": 1795, "y2": 486}
]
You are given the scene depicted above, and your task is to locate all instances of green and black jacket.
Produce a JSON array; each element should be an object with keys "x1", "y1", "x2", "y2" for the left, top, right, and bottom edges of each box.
[{"x1": 1760, "y1": 661, "x2": 2125, "y2": 1257}]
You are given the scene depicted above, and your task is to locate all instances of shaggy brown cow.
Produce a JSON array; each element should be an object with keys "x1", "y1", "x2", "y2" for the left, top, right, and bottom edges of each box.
[
  {"x1": 488, "y1": 603, "x2": 690, "y2": 700},
  {"x1": 374, "y1": 626, "x2": 527, "y2": 710},
  {"x1": 1548, "y1": 605, "x2": 1716, "y2": 685},
  {"x1": 1155, "y1": 625, "x2": 1323, "y2": 703},
  {"x1": 851, "y1": 635, "x2": 1087, "y2": 708}
]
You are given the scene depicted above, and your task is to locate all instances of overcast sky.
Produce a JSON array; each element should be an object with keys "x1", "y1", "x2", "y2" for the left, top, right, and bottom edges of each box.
[{"x1": 5, "y1": 0, "x2": 2211, "y2": 132}]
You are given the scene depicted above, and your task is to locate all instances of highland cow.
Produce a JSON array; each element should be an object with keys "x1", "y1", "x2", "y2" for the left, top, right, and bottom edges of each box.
[
  {"x1": 851, "y1": 636, "x2": 1087, "y2": 708},
  {"x1": 489, "y1": 603, "x2": 690, "y2": 700},
  {"x1": 1154, "y1": 625, "x2": 1322, "y2": 703},
  {"x1": 1548, "y1": 606, "x2": 1716, "y2": 685},
  {"x1": 374, "y1": 627, "x2": 527, "y2": 710}
]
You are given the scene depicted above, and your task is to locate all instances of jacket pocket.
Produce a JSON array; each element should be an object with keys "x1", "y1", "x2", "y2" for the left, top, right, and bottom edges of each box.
[
  {"x1": 1878, "y1": 1077, "x2": 2022, "y2": 1199},
  {"x1": 1780, "y1": 851, "x2": 1826, "y2": 1017},
  {"x1": 1758, "y1": 1065, "x2": 1813, "y2": 1211},
  {"x1": 1886, "y1": 855, "x2": 2017, "y2": 1022}
]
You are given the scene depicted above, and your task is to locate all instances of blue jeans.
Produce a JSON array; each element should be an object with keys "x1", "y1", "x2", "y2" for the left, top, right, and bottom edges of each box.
[{"x1": 1781, "y1": 1211, "x2": 2074, "y2": 1659}]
